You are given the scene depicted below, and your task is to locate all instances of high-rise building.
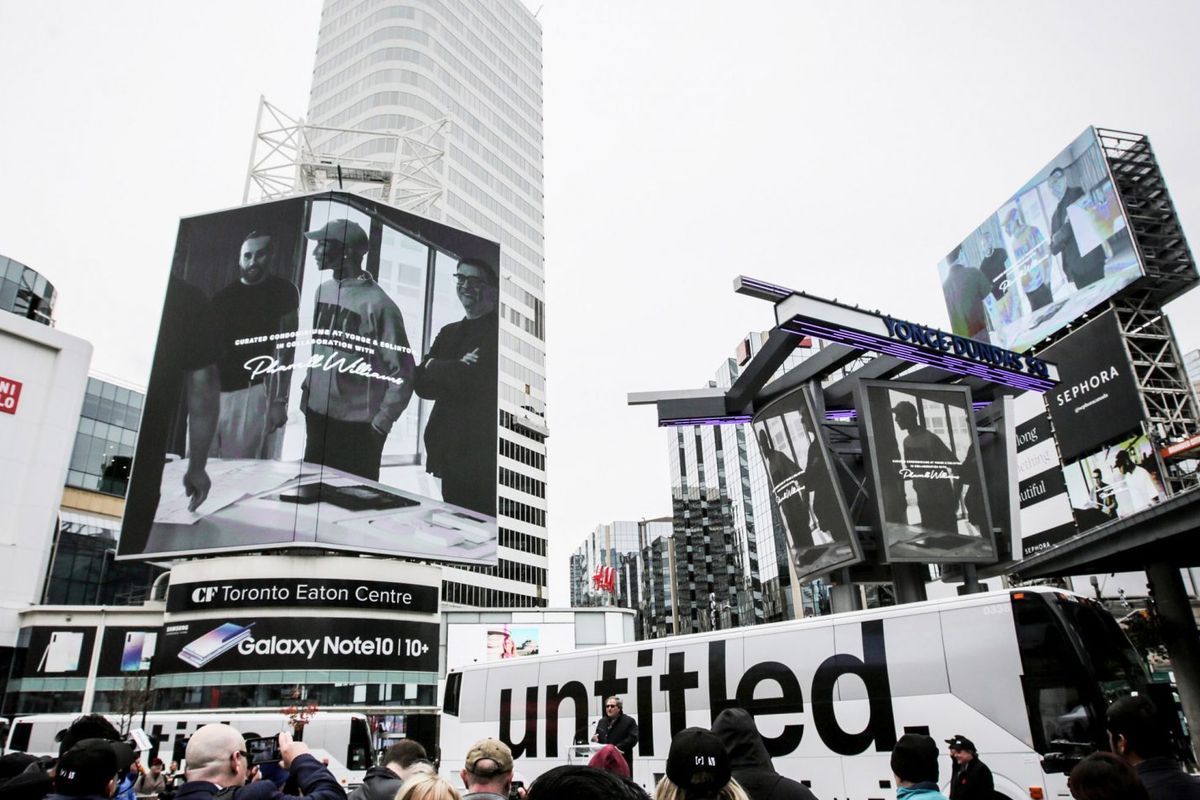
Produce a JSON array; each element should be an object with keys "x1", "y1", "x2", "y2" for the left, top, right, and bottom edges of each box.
[
  {"x1": 665, "y1": 333, "x2": 832, "y2": 633},
  {"x1": 570, "y1": 519, "x2": 673, "y2": 638},
  {"x1": 306, "y1": 0, "x2": 547, "y2": 606}
]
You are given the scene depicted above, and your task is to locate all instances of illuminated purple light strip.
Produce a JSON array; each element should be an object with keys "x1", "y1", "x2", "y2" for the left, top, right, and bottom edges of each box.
[
  {"x1": 783, "y1": 318, "x2": 1053, "y2": 393},
  {"x1": 737, "y1": 276, "x2": 793, "y2": 299},
  {"x1": 659, "y1": 415, "x2": 754, "y2": 428},
  {"x1": 825, "y1": 401, "x2": 991, "y2": 422}
]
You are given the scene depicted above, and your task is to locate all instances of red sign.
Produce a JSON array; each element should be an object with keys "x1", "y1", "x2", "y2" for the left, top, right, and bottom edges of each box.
[
  {"x1": 0, "y1": 376, "x2": 21, "y2": 415},
  {"x1": 1161, "y1": 433, "x2": 1200, "y2": 459}
]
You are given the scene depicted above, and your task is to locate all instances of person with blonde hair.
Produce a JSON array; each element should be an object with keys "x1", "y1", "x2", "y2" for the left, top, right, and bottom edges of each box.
[
  {"x1": 394, "y1": 773, "x2": 461, "y2": 800},
  {"x1": 654, "y1": 728, "x2": 749, "y2": 800}
]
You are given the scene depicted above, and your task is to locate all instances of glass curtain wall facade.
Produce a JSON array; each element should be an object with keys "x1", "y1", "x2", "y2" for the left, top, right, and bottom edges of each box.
[
  {"x1": 67, "y1": 377, "x2": 143, "y2": 496},
  {"x1": 570, "y1": 519, "x2": 672, "y2": 639},
  {"x1": 666, "y1": 334, "x2": 826, "y2": 633},
  {"x1": 307, "y1": 0, "x2": 547, "y2": 607},
  {"x1": 0, "y1": 255, "x2": 56, "y2": 325}
]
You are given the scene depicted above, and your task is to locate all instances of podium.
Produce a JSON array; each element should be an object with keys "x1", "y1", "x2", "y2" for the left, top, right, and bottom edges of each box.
[{"x1": 567, "y1": 742, "x2": 606, "y2": 765}]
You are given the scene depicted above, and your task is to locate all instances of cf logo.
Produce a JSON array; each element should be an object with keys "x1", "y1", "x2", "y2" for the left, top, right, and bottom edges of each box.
[{"x1": 191, "y1": 586, "x2": 219, "y2": 604}]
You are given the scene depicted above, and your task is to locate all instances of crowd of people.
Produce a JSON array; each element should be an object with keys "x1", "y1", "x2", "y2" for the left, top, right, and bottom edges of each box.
[{"x1": 1, "y1": 694, "x2": 1197, "y2": 800}]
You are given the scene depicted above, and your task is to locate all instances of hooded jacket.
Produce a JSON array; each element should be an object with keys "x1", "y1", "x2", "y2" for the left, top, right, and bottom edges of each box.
[
  {"x1": 710, "y1": 709, "x2": 819, "y2": 800},
  {"x1": 346, "y1": 765, "x2": 403, "y2": 800}
]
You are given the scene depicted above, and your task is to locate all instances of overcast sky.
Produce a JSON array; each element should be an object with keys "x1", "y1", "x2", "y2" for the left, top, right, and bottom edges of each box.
[{"x1": 3, "y1": 1, "x2": 1199, "y2": 605}]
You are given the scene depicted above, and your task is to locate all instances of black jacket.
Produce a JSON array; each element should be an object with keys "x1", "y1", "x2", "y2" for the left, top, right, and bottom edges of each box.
[
  {"x1": 948, "y1": 757, "x2": 993, "y2": 800},
  {"x1": 595, "y1": 713, "x2": 639, "y2": 768},
  {"x1": 1136, "y1": 757, "x2": 1200, "y2": 800},
  {"x1": 346, "y1": 766, "x2": 403, "y2": 800},
  {"x1": 711, "y1": 709, "x2": 818, "y2": 800},
  {"x1": 173, "y1": 754, "x2": 342, "y2": 800}
]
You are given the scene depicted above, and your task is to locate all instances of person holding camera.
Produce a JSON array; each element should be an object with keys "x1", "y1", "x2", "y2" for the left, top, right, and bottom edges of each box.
[{"x1": 175, "y1": 726, "x2": 341, "y2": 800}]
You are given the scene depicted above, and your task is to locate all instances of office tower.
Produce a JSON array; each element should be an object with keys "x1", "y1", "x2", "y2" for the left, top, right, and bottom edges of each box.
[
  {"x1": 570, "y1": 519, "x2": 673, "y2": 638},
  {"x1": 306, "y1": 0, "x2": 547, "y2": 606},
  {"x1": 666, "y1": 333, "x2": 829, "y2": 633}
]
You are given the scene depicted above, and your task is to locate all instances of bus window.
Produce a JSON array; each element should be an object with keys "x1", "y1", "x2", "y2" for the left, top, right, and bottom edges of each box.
[
  {"x1": 443, "y1": 672, "x2": 462, "y2": 716},
  {"x1": 347, "y1": 716, "x2": 373, "y2": 771},
  {"x1": 1055, "y1": 597, "x2": 1148, "y2": 703},
  {"x1": 9, "y1": 721, "x2": 32, "y2": 752},
  {"x1": 1012, "y1": 593, "x2": 1099, "y2": 752}
]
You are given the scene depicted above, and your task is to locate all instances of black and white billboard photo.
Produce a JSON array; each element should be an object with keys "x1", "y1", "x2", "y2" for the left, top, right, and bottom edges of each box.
[
  {"x1": 119, "y1": 191, "x2": 500, "y2": 563},
  {"x1": 751, "y1": 385, "x2": 861, "y2": 581},
  {"x1": 858, "y1": 381, "x2": 996, "y2": 563},
  {"x1": 937, "y1": 127, "x2": 1142, "y2": 354},
  {"x1": 1063, "y1": 433, "x2": 1167, "y2": 532},
  {"x1": 1040, "y1": 311, "x2": 1143, "y2": 462}
]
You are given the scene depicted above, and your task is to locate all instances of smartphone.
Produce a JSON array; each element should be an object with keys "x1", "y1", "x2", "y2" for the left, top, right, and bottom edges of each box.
[
  {"x1": 245, "y1": 735, "x2": 282, "y2": 765},
  {"x1": 508, "y1": 781, "x2": 524, "y2": 800}
]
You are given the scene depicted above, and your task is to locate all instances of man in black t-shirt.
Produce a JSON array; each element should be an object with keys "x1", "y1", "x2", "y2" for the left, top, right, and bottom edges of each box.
[{"x1": 210, "y1": 232, "x2": 299, "y2": 459}]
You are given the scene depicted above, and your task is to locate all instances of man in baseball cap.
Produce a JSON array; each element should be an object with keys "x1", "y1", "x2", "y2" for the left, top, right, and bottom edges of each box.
[
  {"x1": 664, "y1": 727, "x2": 734, "y2": 799},
  {"x1": 459, "y1": 739, "x2": 514, "y2": 800},
  {"x1": 50, "y1": 739, "x2": 123, "y2": 800},
  {"x1": 945, "y1": 734, "x2": 993, "y2": 800},
  {"x1": 299, "y1": 215, "x2": 415, "y2": 482}
]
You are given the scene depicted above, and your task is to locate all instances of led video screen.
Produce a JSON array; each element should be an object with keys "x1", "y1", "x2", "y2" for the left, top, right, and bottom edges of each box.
[
  {"x1": 119, "y1": 192, "x2": 500, "y2": 563},
  {"x1": 938, "y1": 127, "x2": 1141, "y2": 353},
  {"x1": 858, "y1": 381, "x2": 997, "y2": 563},
  {"x1": 1064, "y1": 432, "x2": 1166, "y2": 533},
  {"x1": 751, "y1": 385, "x2": 861, "y2": 581}
]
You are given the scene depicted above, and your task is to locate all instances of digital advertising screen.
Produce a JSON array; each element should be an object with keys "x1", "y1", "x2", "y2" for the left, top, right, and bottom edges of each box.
[
  {"x1": 154, "y1": 616, "x2": 439, "y2": 675},
  {"x1": 938, "y1": 127, "x2": 1142, "y2": 353},
  {"x1": 119, "y1": 191, "x2": 500, "y2": 563},
  {"x1": 96, "y1": 627, "x2": 160, "y2": 676},
  {"x1": 1063, "y1": 432, "x2": 1167, "y2": 533},
  {"x1": 858, "y1": 381, "x2": 997, "y2": 563},
  {"x1": 751, "y1": 385, "x2": 861, "y2": 581},
  {"x1": 485, "y1": 625, "x2": 540, "y2": 661},
  {"x1": 1040, "y1": 311, "x2": 1143, "y2": 462},
  {"x1": 1011, "y1": 391, "x2": 1076, "y2": 558}
]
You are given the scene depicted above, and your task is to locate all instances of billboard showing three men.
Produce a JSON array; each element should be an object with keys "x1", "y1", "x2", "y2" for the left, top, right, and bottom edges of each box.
[
  {"x1": 938, "y1": 127, "x2": 1142, "y2": 353},
  {"x1": 119, "y1": 192, "x2": 500, "y2": 562}
]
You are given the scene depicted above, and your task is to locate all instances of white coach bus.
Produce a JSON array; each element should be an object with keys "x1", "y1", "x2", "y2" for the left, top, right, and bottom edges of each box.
[
  {"x1": 441, "y1": 587, "x2": 1152, "y2": 799},
  {"x1": 3, "y1": 711, "x2": 374, "y2": 787}
]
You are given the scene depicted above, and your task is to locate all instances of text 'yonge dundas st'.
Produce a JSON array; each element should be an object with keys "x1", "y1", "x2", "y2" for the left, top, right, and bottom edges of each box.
[
  {"x1": 882, "y1": 316, "x2": 1050, "y2": 378},
  {"x1": 496, "y1": 620, "x2": 896, "y2": 760}
]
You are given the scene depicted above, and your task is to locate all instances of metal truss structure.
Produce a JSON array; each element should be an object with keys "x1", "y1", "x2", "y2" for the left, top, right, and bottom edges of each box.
[
  {"x1": 242, "y1": 96, "x2": 449, "y2": 217},
  {"x1": 1098, "y1": 129, "x2": 1200, "y2": 494}
]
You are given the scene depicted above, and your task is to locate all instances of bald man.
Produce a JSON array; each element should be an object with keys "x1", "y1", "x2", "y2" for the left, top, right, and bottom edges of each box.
[{"x1": 175, "y1": 726, "x2": 342, "y2": 800}]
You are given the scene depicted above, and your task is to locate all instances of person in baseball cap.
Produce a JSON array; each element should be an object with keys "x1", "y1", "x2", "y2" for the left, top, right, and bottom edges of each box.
[
  {"x1": 657, "y1": 728, "x2": 746, "y2": 800},
  {"x1": 51, "y1": 739, "x2": 122, "y2": 800},
  {"x1": 460, "y1": 739, "x2": 514, "y2": 800},
  {"x1": 945, "y1": 734, "x2": 994, "y2": 800}
]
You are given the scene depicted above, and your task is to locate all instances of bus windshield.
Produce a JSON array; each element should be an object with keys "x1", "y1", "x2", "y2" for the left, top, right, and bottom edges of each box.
[
  {"x1": 1010, "y1": 591, "x2": 1146, "y2": 754},
  {"x1": 1054, "y1": 595, "x2": 1148, "y2": 703}
]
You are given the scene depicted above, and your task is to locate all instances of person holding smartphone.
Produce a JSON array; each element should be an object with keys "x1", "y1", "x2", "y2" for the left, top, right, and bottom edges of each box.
[{"x1": 175, "y1": 726, "x2": 341, "y2": 800}]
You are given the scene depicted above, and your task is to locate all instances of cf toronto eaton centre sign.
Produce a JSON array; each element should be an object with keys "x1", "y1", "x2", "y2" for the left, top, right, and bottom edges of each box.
[{"x1": 756, "y1": 285, "x2": 1059, "y2": 393}]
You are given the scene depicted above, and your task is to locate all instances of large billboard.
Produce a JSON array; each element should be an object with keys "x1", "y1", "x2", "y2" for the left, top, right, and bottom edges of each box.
[
  {"x1": 119, "y1": 192, "x2": 500, "y2": 562},
  {"x1": 1064, "y1": 432, "x2": 1167, "y2": 532},
  {"x1": 1011, "y1": 392, "x2": 1076, "y2": 558},
  {"x1": 1040, "y1": 312, "x2": 1143, "y2": 462},
  {"x1": 751, "y1": 386, "x2": 861, "y2": 581},
  {"x1": 938, "y1": 127, "x2": 1141, "y2": 353},
  {"x1": 155, "y1": 616, "x2": 439, "y2": 675},
  {"x1": 858, "y1": 381, "x2": 997, "y2": 563}
]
